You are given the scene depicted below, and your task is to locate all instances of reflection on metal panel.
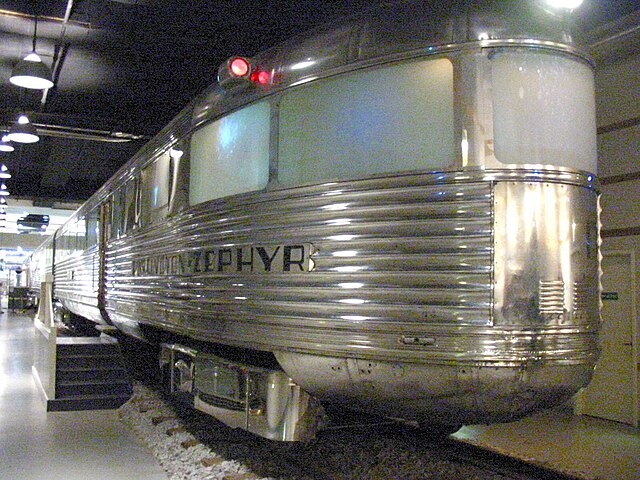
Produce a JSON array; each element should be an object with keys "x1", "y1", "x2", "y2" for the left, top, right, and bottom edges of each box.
[
  {"x1": 493, "y1": 181, "x2": 600, "y2": 329},
  {"x1": 159, "y1": 343, "x2": 322, "y2": 441},
  {"x1": 105, "y1": 172, "x2": 494, "y2": 363}
]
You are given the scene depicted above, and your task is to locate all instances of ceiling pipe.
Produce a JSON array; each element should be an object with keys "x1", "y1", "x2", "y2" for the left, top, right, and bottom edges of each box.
[
  {"x1": 0, "y1": 121, "x2": 147, "y2": 143},
  {"x1": 32, "y1": 123, "x2": 150, "y2": 143},
  {"x1": 41, "y1": 0, "x2": 75, "y2": 106},
  {"x1": 582, "y1": 9, "x2": 640, "y2": 64}
]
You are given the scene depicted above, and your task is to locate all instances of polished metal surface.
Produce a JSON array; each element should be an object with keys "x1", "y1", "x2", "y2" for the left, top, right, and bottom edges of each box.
[
  {"x1": 53, "y1": 246, "x2": 102, "y2": 323},
  {"x1": 102, "y1": 170, "x2": 598, "y2": 425},
  {"x1": 105, "y1": 172, "x2": 494, "y2": 359},
  {"x1": 24, "y1": 0, "x2": 601, "y2": 434},
  {"x1": 160, "y1": 343, "x2": 324, "y2": 441}
]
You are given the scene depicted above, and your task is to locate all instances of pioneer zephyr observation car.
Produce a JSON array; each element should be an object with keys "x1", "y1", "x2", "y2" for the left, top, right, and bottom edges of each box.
[{"x1": 26, "y1": 0, "x2": 601, "y2": 440}]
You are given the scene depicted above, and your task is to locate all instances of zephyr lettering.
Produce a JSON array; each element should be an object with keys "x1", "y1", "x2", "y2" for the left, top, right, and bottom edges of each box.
[
  {"x1": 132, "y1": 243, "x2": 314, "y2": 276},
  {"x1": 256, "y1": 246, "x2": 280, "y2": 272}
]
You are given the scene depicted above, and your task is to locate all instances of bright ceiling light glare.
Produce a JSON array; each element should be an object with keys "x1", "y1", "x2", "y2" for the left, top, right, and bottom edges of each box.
[
  {"x1": 169, "y1": 148, "x2": 184, "y2": 160},
  {"x1": 291, "y1": 59, "x2": 316, "y2": 70},
  {"x1": 7, "y1": 115, "x2": 39, "y2": 144},
  {"x1": 10, "y1": 52, "x2": 54, "y2": 90},
  {"x1": 543, "y1": 0, "x2": 583, "y2": 9},
  {"x1": 0, "y1": 136, "x2": 14, "y2": 152},
  {"x1": 0, "y1": 184, "x2": 9, "y2": 196},
  {"x1": 9, "y1": 15, "x2": 54, "y2": 90},
  {"x1": 0, "y1": 165, "x2": 11, "y2": 179}
]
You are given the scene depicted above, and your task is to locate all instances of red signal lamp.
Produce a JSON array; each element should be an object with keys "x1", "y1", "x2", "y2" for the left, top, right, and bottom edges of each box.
[
  {"x1": 250, "y1": 69, "x2": 271, "y2": 85},
  {"x1": 218, "y1": 56, "x2": 272, "y2": 87},
  {"x1": 229, "y1": 57, "x2": 251, "y2": 78}
]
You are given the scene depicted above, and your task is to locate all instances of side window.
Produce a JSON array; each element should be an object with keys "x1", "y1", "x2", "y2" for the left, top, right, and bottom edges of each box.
[
  {"x1": 110, "y1": 178, "x2": 139, "y2": 238},
  {"x1": 59, "y1": 226, "x2": 71, "y2": 259},
  {"x1": 278, "y1": 58, "x2": 455, "y2": 186},
  {"x1": 168, "y1": 142, "x2": 189, "y2": 215},
  {"x1": 76, "y1": 218, "x2": 87, "y2": 253},
  {"x1": 491, "y1": 50, "x2": 597, "y2": 172},
  {"x1": 189, "y1": 101, "x2": 270, "y2": 205},
  {"x1": 58, "y1": 228, "x2": 66, "y2": 258},
  {"x1": 110, "y1": 191, "x2": 123, "y2": 239},
  {"x1": 140, "y1": 152, "x2": 171, "y2": 227},
  {"x1": 86, "y1": 208, "x2": 99, "y2": 248},
  {"x1": 124, "y1": 178, "x2": 139, "y2": 233}
]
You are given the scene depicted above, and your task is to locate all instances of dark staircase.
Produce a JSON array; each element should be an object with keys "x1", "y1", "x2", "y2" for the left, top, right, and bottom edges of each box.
[{"x1": 47, "y1": 335, "x2": 133, "y2": 412}]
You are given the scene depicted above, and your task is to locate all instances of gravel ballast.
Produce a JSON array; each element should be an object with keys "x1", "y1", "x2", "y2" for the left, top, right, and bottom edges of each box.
[{"x1": 118, "y1": 383, "x2": 514, "y2": 480}]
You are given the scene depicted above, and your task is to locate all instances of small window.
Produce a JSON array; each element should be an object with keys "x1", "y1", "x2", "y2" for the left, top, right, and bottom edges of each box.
[
  {"x1": 168, "y1": 142, "x2": 189, "y2": 215},
  {"x1": 110, "y1": 190, "x2": 124, "y2": 239},
  {"x1": 124, "y1": 178, "x2": 139, "y2": 233},
  {"x1": 189, "y1": 101, "x2": 270, "y2": 205},
  {"x1": 110, "y1": 178, "x2": 139, "y2": 238},
  {"x1": 86, "y1": 208, "x2": 99, "y2": 248},
  {"x1": 140, "y1": 152, "x2": 171, "y2": 227},
  {"x1": 75, "y1": 218, "x2": 87, "y2": 253},
  {"x1": 278, "y1": 58, "x2": 455, "y2": 186}
]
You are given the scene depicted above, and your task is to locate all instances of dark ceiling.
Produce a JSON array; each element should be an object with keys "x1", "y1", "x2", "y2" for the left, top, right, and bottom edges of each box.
[{"x1": 0, "y1": 0, "x2": 639, "y2": 205}]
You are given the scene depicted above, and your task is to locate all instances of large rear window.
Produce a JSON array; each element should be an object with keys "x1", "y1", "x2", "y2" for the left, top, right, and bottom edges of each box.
[
  {"x1": 491, "y1": 51, "x2": 597, "y2": 172},
  {"x1": 278, "y1": 58, "x2": 455, "y2": 186},
  {"x1": 190, "y1": 101, "x2": 270, "y2": 205}
]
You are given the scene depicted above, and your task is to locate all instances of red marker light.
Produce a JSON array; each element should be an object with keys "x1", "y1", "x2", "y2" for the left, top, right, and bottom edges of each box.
[
  {"x1": 250, "y1": 69, "x2": 271, "y2": 85},
  {"x1": 229, "y1": 57, "x2": 250, "y2": 77},
  {"x1": 219, "y1": 56, "x2": 273, "y2": 88}
]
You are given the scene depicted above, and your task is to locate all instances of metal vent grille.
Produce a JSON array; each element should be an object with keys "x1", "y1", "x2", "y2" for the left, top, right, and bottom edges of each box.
[{"x1": 539, "y1": 280, "x2": 565, "y2": 315}]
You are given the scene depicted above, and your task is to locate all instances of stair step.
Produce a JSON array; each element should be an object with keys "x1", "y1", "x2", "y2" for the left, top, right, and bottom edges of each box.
[
  {"x1": 48, "y1": 334, "x2": 133, "y2": 412},
  {"x1": 56, "y1": 337, "x2": 121, "y2": 356},
  {"x1": 46, "y1": 394, "x2": 132, "y2": 412},
  {"x1": 56, "y1": 366, "x2": 129, "y2": 382},
  {"x1": 56, "y1": 380, "x2": 132, "y2": 397},
  {"x1": 57, "y1": 344, "x2": 121, "y2": 356},
  {"x1": 56, "y1": 354, "x2": 126, "y2": 369}
]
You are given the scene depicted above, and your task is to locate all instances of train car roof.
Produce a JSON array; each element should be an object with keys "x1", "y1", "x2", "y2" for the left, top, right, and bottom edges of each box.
[{"x1": 58, "y1": 0, "x2": 585, "y2": 225}]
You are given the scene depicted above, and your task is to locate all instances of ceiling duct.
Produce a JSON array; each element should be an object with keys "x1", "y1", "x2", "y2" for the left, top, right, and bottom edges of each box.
[{"x1": 32, "y1": 122, "x2": 150, "y2": 143}]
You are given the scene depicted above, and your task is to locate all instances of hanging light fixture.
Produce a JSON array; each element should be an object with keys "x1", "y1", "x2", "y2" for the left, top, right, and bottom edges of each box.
[
  {"x1": 0, "y1": 165, "x2": 11, "y2": 179},
  {"x1": 0, "y1": 136, "x2": 14, "y2": 152},
  {"x1": 7, "y1": 114, "x2": 39, "y2": 144},
  {"x1": 0, "y1": 183, "x2": 10, "y2": 196},
  {"x1": 9, "y1": 16, "x2": 54, "y2": 90}
]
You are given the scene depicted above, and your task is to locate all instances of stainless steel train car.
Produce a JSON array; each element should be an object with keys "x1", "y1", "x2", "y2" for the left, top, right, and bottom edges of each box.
[{"x1": 27, "y1": 0, "x2": 601, "y2": 441}]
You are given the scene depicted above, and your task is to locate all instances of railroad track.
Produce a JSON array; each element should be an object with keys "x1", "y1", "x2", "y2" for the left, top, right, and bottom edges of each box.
[{"x1": 120, "y1": 383, "x2": 585, "y2": 480}]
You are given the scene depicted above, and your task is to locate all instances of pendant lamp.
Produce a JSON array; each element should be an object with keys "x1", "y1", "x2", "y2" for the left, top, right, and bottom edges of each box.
[
  {"x1": 9, "y1": 16, "x2": 54, "y2": 90},
  {"x1": 7, "y1": 114, "x2": 39, "y2": 144},
  {"x1": 0, "y1": 165, "x2": 11, "y2": 179},
  {"x1": 0, "y1": 136, "x2": 14, "y2": 152}
]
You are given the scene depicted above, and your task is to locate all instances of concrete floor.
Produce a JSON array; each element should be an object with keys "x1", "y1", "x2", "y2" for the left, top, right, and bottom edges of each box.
[
  {"x1": 1, "y1": 307, "x2": 639, "y2": 480},
  {"x1": 0, "y1": 310, "x2": 167, "y2": 480},
  {"x1": 454, "y1": 409, "x2": 640, "y2": 480}
]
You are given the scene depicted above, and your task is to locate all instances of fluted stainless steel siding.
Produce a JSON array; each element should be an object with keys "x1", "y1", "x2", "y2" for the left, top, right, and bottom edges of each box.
[
  {"x1": 105, "y1": 173, "x2": 494, "y2": 362},
  {"x1": 53, "y1": 247, "x2": 102, "y2": 322}
]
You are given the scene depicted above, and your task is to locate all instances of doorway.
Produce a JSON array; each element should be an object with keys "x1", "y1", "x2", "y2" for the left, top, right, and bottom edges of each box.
[{"x1": 576, "y1": 251, "x2": 638, "y2": 427}]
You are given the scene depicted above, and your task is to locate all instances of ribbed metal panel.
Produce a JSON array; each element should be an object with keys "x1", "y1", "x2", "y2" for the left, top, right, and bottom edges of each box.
[
  {"x1": 54, "y1": 248, "x2": 101, "y2": 321},
  {"x1": 104, "y1": 175, "x2": 494, "y2": 361}
]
